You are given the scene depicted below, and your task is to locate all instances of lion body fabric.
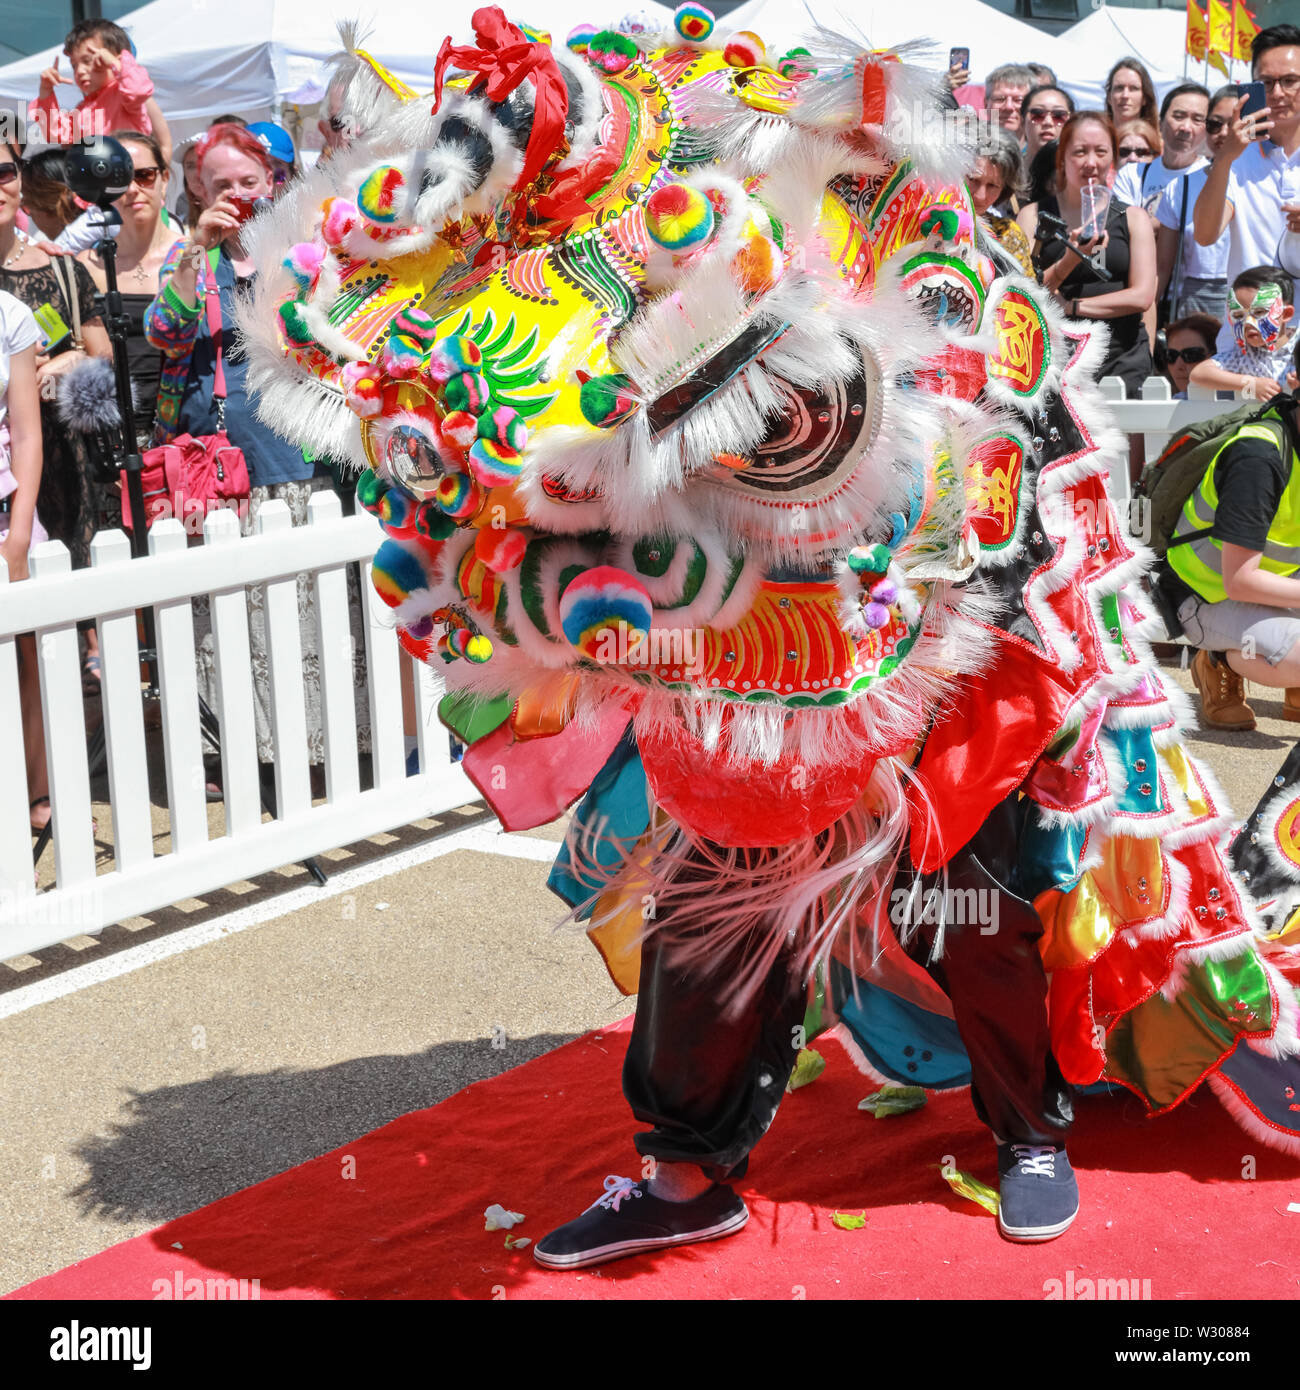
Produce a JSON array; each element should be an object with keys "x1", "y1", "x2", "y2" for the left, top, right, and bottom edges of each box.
[{"x1": 242, "y1": 7, "x2": 1300, "y2": 1151}]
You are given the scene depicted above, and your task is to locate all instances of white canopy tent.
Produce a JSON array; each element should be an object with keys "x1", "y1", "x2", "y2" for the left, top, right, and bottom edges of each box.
[
  {"x1": 1061, "y1": 7, "x2": 1217, "y2": 95},
  {"x1": 0, "y1": 0, "x2": 675, "y2": 127}
]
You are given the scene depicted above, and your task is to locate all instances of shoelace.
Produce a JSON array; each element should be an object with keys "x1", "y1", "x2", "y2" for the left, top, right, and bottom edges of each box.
[
  {"x1": 1011, "y1": 1144, "x2": 1058, "y2": 1177},
  {"x1": 591, "y1": 1175, "x2": 642, "y2": 1213}
]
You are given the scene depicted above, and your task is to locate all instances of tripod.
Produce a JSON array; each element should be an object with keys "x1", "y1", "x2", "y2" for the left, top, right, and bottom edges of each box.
[{"x1": 33, "y1": 220, "x2": 326, "y2": 886}]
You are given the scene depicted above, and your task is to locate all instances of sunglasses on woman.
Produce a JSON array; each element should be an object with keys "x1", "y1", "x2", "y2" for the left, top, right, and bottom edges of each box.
[
  {"x1": 0, "y1": 161, "x2": 19, "y2": 185},
  {"x1": 1027, "y1": 107, "x2": 1069, "y2": 123},
  {"x1": 1165, "y1": 346, "x2": 1209, "y2": 364},
  {"x1": 127, "y1": 166, "x2": 163, "y2": 188},
  {"x1": 1205, "y1": 116, "x2": 1228, "y2": 135},
  {"x1": 1118, "y1": 146, "x2": 1153, "y2": 160}
]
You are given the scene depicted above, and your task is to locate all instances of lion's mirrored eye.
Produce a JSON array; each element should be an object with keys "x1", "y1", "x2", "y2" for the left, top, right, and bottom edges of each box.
[{"x1": 386, "y1": 425, "x2": 447, "y2": 494}]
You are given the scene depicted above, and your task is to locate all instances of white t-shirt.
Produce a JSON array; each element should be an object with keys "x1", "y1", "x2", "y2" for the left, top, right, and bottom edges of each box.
[
  {"x1": 1114, "y1": 155, "x2": 1206, "y2": 216},
  {"x1": 0, "y1": 288, "x2": 40, "y2": 443},
  {"x1": 1210, "y1": 139, "x2": 1300, "y2": 350},
  {"x1": 1155, "y1": 165, "x2": 1230, "y2": 292}
]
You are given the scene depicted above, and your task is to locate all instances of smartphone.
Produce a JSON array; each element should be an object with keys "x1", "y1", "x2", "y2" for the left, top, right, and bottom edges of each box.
[
  {"x1": 1240, "y1": 81, "x2": 1268, "y2": 122},
  {"x1": 949, "y1": 46, "x2": 969, "y2": 73}
]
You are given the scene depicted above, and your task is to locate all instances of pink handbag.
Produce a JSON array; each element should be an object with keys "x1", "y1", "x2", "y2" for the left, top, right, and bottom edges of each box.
[{"x1": 122, "y1": 280, "x2": 251, "y2": 532}]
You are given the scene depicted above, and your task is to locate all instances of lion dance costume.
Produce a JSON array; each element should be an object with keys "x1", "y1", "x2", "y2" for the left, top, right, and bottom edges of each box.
[{"x1": 241, "y1": 7, "x2": 1300, "y2": 1162}]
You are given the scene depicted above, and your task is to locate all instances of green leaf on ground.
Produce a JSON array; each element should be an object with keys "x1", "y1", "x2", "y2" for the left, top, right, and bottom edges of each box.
[
  {"x1": 857, "y1": 1085, "x2": 927, "y2": 1117},
  {"x1": 786, "y1": 1047, "x2": 827, "y2": 1092},
  {"x1": 831, "y1": 1210, "x2": 867, "y2": 1230},
  {"x1": 938, "y1": 1167, "x2": 1000, "y2": 1215}
]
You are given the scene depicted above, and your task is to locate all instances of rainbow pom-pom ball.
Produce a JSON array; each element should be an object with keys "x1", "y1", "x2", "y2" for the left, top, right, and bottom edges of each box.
[
  {"x1": 559, "y1": 565, "x2": 654, "y2": 662},
  {"x1": 474, "y1": 526, "x2": 528, "y2": 573},
  {"x1": 355, "y1": 469, "x2": 386, "y2": 514},
  {"x1": 645, "y1": 181, "x2": 715, "y2": 253},
  {"x1": 378, "y1": 487, "x2": 420, "y2": 536},
  {"x1": 477, "y1": 404, "x2": 528, "y2": 452},
  {"x1": 357, "y1": 165, "x2": 407, "y2": 224},
  {"x1": 467, "y1": 438, "x2": 522, "y2": 489},
  {"x1": 443, "y1": 371, "x2": 490, "y2": 415},
  {"x1": 434, "y1": 470, "x2": 482, "y2": 521},
  {"x1": 674, "y1": 3, "x2": 714, "y2": 41},
  {"x1": 427, "y1": 335, "x2": 482, "y2": 383},
  {"x1": 464, "y1": 633, "x2": 493, "y2": 663},
  {"x1": 448, "y1": 626, "x2": 472, "y2": 658},
  {"x1": 723, "y1": 31, "x2": 765, "y2": 68},
  {"x1": 415, "y1": 499, "x2": 457, "y2": 540},
  {"x1": 440, "y1": 410, "x2": 478, "y2": 449},
  {"x1": 371, "y1": 539, "x2": 428, "y2": 608},
  {"x1": 566, "y1": 22, "x2": 598, "y2": 52}
]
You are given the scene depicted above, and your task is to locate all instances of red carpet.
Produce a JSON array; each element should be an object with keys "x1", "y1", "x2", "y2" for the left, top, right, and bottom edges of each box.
[{"x1": 11, "y1": 1019, "x2": 1300, "y2": 1300}]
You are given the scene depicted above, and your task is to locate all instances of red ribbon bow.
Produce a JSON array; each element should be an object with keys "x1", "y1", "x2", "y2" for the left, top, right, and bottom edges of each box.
[{"x1": 432, "y1": 6, "x2": 571, "y2": 195}]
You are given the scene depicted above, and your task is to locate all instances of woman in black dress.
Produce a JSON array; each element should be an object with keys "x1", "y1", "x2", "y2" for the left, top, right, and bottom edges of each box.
[{"x1": 1017, "y1": 112, "x2": 1157, "y2": 394}]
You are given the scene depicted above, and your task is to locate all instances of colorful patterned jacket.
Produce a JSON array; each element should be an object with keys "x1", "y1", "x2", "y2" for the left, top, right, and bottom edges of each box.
[{"x1": 142, "y1": 240, "x2": 215, "y2": 446}]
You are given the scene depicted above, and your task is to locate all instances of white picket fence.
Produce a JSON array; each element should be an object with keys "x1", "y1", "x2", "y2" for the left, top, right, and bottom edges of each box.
[
  {"x1": 0, "y1": 490, "x2": 474, "y2": 961},
  {"x1": 0, "y1": 383, "x2": 1258, "y2": 963}
]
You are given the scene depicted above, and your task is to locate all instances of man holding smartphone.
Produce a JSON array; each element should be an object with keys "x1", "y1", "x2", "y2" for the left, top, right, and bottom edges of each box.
[{"x1": 1193, "y1": 24, "x2": 1300, "y2": 354}]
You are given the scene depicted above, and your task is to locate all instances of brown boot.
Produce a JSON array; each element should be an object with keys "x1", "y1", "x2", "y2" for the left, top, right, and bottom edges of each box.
[
  {"x1": 1190, "y1": 649, "x2": 1255, "y2": 731},
  {"x1": 1283, "y1": 689, "x2": 1300, "y2": 723}
]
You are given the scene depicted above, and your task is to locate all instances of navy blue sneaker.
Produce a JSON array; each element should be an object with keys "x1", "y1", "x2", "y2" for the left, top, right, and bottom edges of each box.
[
  {"x1": 996, "y1": 1142, "x2": 1079, "y2": 1242},
  {"x1": 533, "y1": 1175, "x2": 749, "y2": 1270}
]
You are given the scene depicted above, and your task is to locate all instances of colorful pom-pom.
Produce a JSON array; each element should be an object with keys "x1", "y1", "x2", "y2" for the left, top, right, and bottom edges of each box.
[
  {"x1": 674, "y1": 3, "x2": 714, "y2": 41},
  {"x1": 448, "y1": 626, "x2": 472, "y2": 657},
  {"x1": 341, "y1": 359, "x2": 384, "y2": 418},
  {"x1": 869, "y1": 578, "x2": 899, "y2": 606},
  {"x1": 579, "y1": 372, "x2": 638, "y2": 429},
  {"x1": 566, "y1": 22, "x2": 598, "y2": 52},
  {"x1": 476, "y1": 404, "x2": 528, "y2": 452},
  {"x1": 355, "y1": 468, "x2": 386, "y2": 514},
  {"x1": 378, "y1": 486, "x2": 420, "y2": 536},
  {"x1": 371, "y1": 538, "x2": 428, "y2": 608},
  {"x1": 415, "y1": 499, "x2": 457, "y2": 540},
  {"x1": 474, "y1": 526, "x2": 528, "y2": 573},
  {"x1": 863, "y1": 602, "x2": 892, "y2": 630},
  {"x1": 321, "y1": 197, "x2": 359, "y2": 247},
  {"x1": 427, "y1": 335, "x2": 483, "y2": 383},
  {"x1": 284, "y1": 241, "x2": 325, "y2": 290},
  {"x1": 847, "y1": 544, "x2": 892, "y2": 576},
  {"x1": 731, "y1": 233, "x2": 783, "y2": 295},
  {"x1": 391, "y1": 307, "x2": 437, "y2": 350},
  {"x1": 442, "y1": 371, "x2": 490, "y2": 415},
  {"x1": 778, "y1": 47, "x2": 815, "y2": 78},
  {"x1": 381, "y1": 337, "x2": 424, "y2": 379},
  {"x1": 467, "y1": 438, "x2": 522, "y2": 489},
  {"x1": 559, "y1": 565, "x2": 654, "y2": 662},
  {"x1": 464, "y1": 633, "x2": 493, "y2": 663},
  {"x1": 645, "y1": 181, "x2": 715, "y2": 253},
  {"x1": 357, "y1": 165, "x2": 407, "y2": 225},
  {"x1": 723, "y1": 31, "x2": 765, "y2": 68},
  {"x1": 434, "y1": 470, "x2": 483, "y2": 521},
  {"x1": 440, "y1": 409, "x2": 478, "y2": 448},
  {"x1": 587, "y1": 30, "x2": 638, "y2": 73},
  {"x1": 278, "y1": 300, "x2": 313, "y2": 346}
]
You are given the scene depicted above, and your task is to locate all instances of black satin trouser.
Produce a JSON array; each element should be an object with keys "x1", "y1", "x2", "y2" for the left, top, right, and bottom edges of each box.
[{"x1": 622, "y1": 796, "x2": 1073, "y2": 1182}]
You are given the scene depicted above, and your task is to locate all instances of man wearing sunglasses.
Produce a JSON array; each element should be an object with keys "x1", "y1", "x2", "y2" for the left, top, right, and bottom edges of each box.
[
  {"x1": 1114, "y1": 82, "x2": 1211, "y2": 216},
  {"x1": 1194, "y1": 24, "x2": 1300, "y2": 354},
  {"x1": 1155, "y1": 86, "x2": 1239, "y2": 320}
]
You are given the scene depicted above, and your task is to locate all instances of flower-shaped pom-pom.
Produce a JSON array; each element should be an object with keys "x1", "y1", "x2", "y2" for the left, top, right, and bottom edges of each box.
[
  {"x1": 441, "y1": 410, "x2": 478, "y2": 449},
  {"x1": 723, "y1": 31, "x2": 765, "y2": 68},
  {"x1": 321, "y1": 197, "x2": 359, "y2": 247},
  {"x1": 566, "y1": 22, "x2": 597, "y2": 52},
  {"x1": 427, "y1": 335, "x2": 483, "y2": 383},
  {"x1": 645, "y1": 182, "x2": 715, "y2": 253},
  {"x1": 863, "y1": 602, "x2": 892, "y2": 630},
  {"x1": 341, "y1": 359, "x2": 384, "y2": 418},
  {"x1": 587, "y1": 30, "x2": 638, "y2": 74},
  {"x1": 357, "y1": 165, "x2": 407, "y2": 225},
  {"x1": 284, "y1": 241, "x2": 325, "y2": 290},
  {"x1": 674, "y1": 3, "x2": 715, "y2": 42},
  {"x1": 475, "y1": 526, "x2": 528, "y2": 573}
]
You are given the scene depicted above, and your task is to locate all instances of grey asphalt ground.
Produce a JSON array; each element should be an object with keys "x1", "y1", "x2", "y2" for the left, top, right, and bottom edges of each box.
[{"x1": 1, "y1": 649, "x2": 1296, "y2": 1295}]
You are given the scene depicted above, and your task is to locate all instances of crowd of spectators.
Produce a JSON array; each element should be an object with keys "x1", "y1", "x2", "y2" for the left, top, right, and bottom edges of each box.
[{"x1": 2, "y1": 17, "x2": 1300, "y2": 832}]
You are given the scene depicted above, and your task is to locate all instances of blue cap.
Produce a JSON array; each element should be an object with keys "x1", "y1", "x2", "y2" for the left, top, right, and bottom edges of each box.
[{"x1": 247, "y1": 120, "x2": 295, "y2": 166}]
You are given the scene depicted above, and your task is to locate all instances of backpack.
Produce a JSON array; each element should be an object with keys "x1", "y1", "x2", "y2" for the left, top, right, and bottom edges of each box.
[{"x1": 1134, "y1": 394, "x2": 1300, "y2": 556}]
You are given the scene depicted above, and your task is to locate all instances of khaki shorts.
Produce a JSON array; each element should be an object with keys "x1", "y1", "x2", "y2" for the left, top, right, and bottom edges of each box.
[{"x1": 1178, "y1": 594, "x2": 1300, "y2": 667}]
